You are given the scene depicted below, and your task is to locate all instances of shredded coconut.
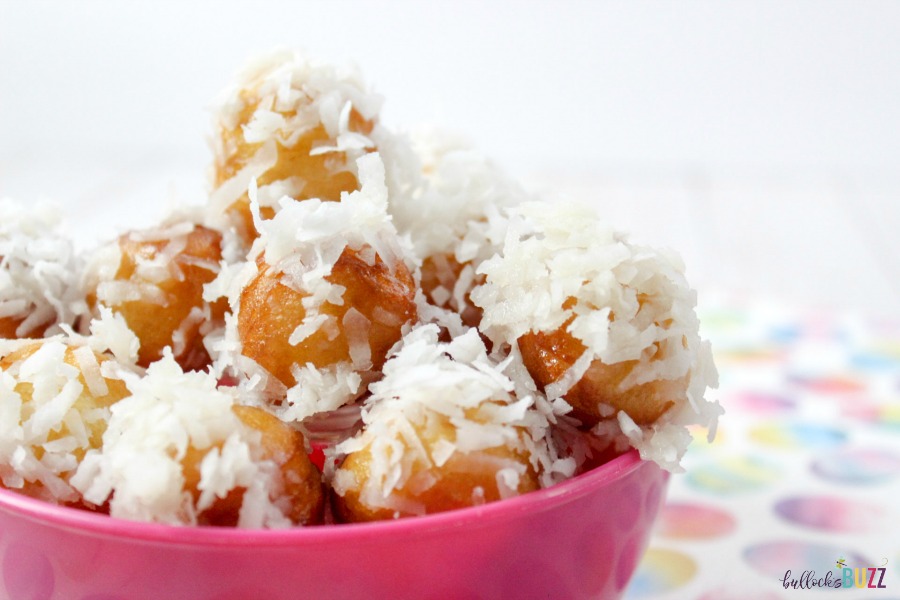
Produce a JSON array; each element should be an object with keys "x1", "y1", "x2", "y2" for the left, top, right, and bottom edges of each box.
[
  {"x1": 208, "y1": 49, "x2": 383, "y2": 232},
  {"x1": 0, "y1": 198, "x2": 83, "y2": 336},
  {"x1": 0, "y1": 50, "x2": 723, "y2": 526},
  {"x1": 472, "y1": 200, "x2": 721, "y2": 471},
  {"x1": 0, "y1": 338, "x2": 130, "y2": 504},
  {"x1": 332, "y1": 325, "x2": 565, "y2": 510},
  {"x1": 214, "y1": 152, "x2": 412, "y2": 418},
  {"x1": 71, "y1": 351, "x2": 293, "y2": 527},
  {"x1": 281, "y1": 363, "x2": 363, "y2": 423}
]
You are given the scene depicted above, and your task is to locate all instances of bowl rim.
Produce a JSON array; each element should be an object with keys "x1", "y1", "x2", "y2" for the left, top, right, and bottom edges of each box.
[{"x1": 0, "y1": 449, "x2": 654, "y2": 547}]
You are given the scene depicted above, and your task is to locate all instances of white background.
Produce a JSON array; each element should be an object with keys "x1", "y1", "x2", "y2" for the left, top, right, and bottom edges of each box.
[{"x1": 1, "y1": 0, "x2": 898, "y2": 317}]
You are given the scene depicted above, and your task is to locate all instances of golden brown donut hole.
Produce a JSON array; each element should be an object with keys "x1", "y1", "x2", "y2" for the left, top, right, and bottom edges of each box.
[
  {"x1": 88, "y1": 224, "x2": 227, "y2": 371},
  {"x1": 183, "y1": 405, "x2": 324, "y2": 527},
  {"x1": 333, "y1": 412, "x2": 539, "y2": 523},
  {"x1": 518, "y1": 321, "x2": 685, "y2": 427},
  {"x1": 238, "y1": 246, "x2": 417, "y2": 387}
]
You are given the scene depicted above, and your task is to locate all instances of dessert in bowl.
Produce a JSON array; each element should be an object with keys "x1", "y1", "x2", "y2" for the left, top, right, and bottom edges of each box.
[{"x1": 0, "y1": 50, "x2": 720, "y2": 599}]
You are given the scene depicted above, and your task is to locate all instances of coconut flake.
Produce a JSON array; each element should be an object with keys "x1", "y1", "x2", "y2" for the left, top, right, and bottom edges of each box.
[
  {"x1": 96, "y1": 281, "x2": 168, "y2": 306},
  {"x1": 343, "y1": 308, "x2": 372, "y2": 370},
  {"x1": 280, "y1": 362, "x2": 362, "y2": 422},
  {"x1": 542, "y1": 349, "x2": 593, "y2": 401},
  {"x1": 85, "y1": 306, "x2": 141, "y2": 366},
  {"x1": 72, "y1": 345, "x2": 109, "y2": 398},
  {"x1": 208, "y1": 140, "x2": 279, "y2": 223},
  {"x1": 0, "y1": 198, "x2": 82, "y2": 335}
]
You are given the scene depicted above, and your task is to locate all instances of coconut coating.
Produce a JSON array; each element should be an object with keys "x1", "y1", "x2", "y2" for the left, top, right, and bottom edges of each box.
[
  {"x1": 214, "y1": 91, "x2": 375, "y2": 240},
  {"x1": 419, "y1": 253, "x2": 482, "y2": 329},
  {"x1": 0, "y1": 198, "x2": 81, "y2": 340},
  {"x1": 1, "y1": 342, "x2": 129, "y2": 455},
  {"x1": 518, "y1": 318, "x2": 687, "y2": 426},
  {"x1": 183, "y1": 405, "x2": 324, "y2": 527},
  {"x1": 238, "y1": 247, "x2": 417, "y2": 387},
  {"x1": 333, "y1": 411, "x2": 539, "y2": 522},
  {"x1": 0, "y1": 341, "x2": 130, "y2": 503},
  {"x1": 88, "y1": 224, "x2": 227, "y2": 371}
]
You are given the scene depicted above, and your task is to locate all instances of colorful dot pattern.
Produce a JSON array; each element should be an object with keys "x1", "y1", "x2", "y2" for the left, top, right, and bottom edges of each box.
[{"x1": 625, "y1": 299, "x2": 900, "y2": 598}]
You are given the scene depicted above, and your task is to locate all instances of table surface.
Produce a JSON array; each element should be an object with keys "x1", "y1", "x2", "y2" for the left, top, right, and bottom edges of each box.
[{"x1": 625, "y1": 296, "x2": 900, "y2": 599}]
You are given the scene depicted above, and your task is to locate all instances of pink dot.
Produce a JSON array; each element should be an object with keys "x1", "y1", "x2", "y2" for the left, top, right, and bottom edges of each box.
[
  {"x1": 657, "y1": 503, "x2": 736, "y2": 540},
  {"x1": 727, "y1": 391, "x2": 795, "y2": 415},
  {"x1": 788, "y1": 374, "x2": 865, "y2": 394},
  {"x1": 774, "y1": 496, "x2": 886, "y2": 533}
]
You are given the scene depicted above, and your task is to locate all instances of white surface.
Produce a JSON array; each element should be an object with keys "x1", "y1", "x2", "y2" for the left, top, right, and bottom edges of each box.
[{"x1": 1, "y1": 1, "x2": 898, "y2": 317}]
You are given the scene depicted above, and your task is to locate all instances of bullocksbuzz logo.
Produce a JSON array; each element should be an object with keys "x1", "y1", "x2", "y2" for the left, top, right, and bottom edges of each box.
[{"x1": 780, "y1": 557, "x2": 889, "y2": 590}]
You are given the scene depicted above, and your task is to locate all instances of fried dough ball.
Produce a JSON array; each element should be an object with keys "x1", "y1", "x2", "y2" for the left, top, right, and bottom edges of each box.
[
  {"x1": 473, "y1": 201, "x2": 717, "y2": 445},
  {"x1": 85, "y1": 223, "x2": 228, "y2": 371},
  {"x1": 387, "y1": 135, "x2": 525, "y2": 328},
  {"x1": 72, "y1": 352, "x2": 322, "y2": 527},
  {"x1": 238, "y1": 246, "x2": 417, "y2": 387},
  {"x1": 333, "y1": 411, "x2": 539, "y2": 522},
  {"x1": 0, "y1": 198, "x2": 81, "y2": 339},
  {"x1": 184, "y1": 405, "x2": 324, "y2": 527},
  {"x1": 331, "y1": 326, "x2": 548, "y2": 522},
  {"x1": 211, "y1": 51, "x2": 379, "y2": 240},
  {"x1": 518, "y1": 316, "x2": 687, "y2": 426},
  {"x1": 0, "y1": 340, "x2": 129, "y2": 504}
]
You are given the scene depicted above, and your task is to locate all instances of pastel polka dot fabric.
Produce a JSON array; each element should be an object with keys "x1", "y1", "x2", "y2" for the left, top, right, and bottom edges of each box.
[{"x1": 626, "y1": 299, "x2": 900, "y2": 598}]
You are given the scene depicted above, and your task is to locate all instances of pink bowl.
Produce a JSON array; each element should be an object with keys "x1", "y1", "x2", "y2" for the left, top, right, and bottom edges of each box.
[{"x1": 0, "y1": 449, "x2": 667, "y2": 600}]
